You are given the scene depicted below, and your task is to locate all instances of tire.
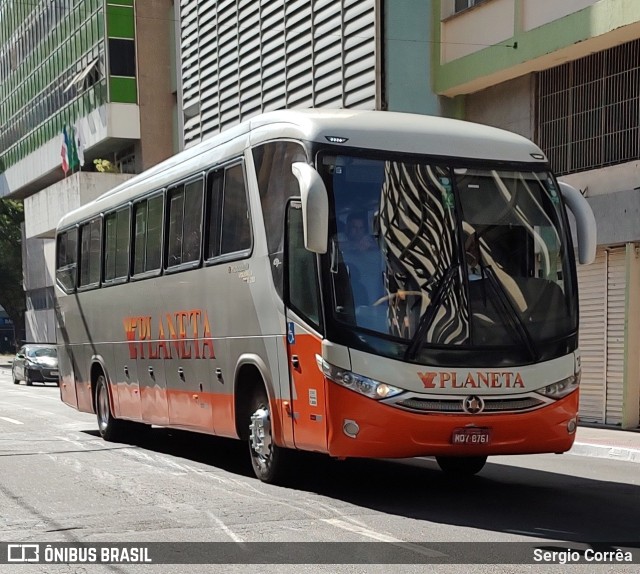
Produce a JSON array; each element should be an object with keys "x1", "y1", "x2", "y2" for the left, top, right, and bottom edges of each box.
[
  {"x1": 25, "y1": 373, "x2": 33, "y2": 386},
  {"x1": 436, "y1": 455, "x2": 487, "y2": 476},
  {"x1": 95, "y1": 374, "x2": 129, "y2": 442},
  {"x1": 248, "y1": 386, "x2": 292, "y2": 484}
]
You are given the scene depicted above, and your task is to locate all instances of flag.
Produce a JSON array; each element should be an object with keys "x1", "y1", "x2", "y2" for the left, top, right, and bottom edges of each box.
[
  {"x1": 61, "y1": 129, "x2": 69, "y2": 175},
  {"x1": 75, "y1": 121, "x2": 85, "y2": 167},
  {"x1": 66, "y1": 125, "x2": 79, "y2": 171}
]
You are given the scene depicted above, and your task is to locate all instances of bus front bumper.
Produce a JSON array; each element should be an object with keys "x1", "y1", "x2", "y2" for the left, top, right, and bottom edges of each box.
[{"x1": 325, "y1": 383, "x2": 579, "y2": 459}]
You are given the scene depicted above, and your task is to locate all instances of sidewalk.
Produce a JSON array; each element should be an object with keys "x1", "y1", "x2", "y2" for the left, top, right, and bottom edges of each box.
[
  {"x1": 1, "y1": 353, "x2": 638, "y2": 463},
  {"x1": 571, "y1": 425, "x2": 640, "y2": 464}
]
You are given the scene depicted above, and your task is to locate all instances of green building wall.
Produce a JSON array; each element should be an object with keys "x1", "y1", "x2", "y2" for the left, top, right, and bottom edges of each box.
[{"x1": 0, "y1": 0, "x2": 138, "y2": 175}]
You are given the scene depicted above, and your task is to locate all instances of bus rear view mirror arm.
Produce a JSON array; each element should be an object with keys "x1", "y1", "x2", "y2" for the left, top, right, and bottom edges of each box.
[
  {"x1": 291, "y1": 162, "x2": 329, "y2": 254},
  {"x1": 558, "y1": 182, "x2": 597, "y2": 265}
]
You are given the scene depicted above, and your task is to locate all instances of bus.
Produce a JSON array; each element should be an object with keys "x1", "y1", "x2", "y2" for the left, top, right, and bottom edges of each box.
[{"x1": 55, "y1": 109, "x2": 596, "y2": 482}]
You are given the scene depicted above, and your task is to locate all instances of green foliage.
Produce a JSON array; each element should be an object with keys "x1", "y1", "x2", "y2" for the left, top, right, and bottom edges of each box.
[
  {"x1": 0, "y1": 199, "x2": 25, "y2": 345},
  {"x1": 93, "y1": 158, "x2": 119, "y2": 173}
]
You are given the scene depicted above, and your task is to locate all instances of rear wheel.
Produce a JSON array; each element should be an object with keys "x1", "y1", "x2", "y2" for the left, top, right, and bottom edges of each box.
[
  {"x1": 436, "y1": 455, "x2": 487, "y2": 476},
  {"x1": 96, "y1": 374, "x2": 129, "y2": 442},
  {"x1": 248, "y1": 387, "x2": 291, "y2": 484}
]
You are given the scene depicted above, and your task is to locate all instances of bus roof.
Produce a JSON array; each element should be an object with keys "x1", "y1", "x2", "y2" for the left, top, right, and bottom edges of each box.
[{"x1": 57, "y1": 109, "x2": 547, "y2": 230}]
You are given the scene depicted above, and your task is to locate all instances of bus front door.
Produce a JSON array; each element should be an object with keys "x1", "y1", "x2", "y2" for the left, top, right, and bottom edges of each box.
[{"x1": 285, "y1": 201, "x2": 328, "y2": 453}]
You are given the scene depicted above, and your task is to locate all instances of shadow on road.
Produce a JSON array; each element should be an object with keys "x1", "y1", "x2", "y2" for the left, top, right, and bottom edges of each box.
[{"x1": 79, "y1": 426, "x2": 640, "y2": 546}]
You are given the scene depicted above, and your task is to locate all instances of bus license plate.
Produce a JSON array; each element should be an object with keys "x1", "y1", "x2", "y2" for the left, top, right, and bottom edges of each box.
[{"x1": 451, "y1": 427, "x2": 491, "y2": 445}]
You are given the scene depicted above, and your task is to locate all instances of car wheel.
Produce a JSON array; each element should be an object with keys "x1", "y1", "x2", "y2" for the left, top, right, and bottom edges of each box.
[
  {"x1": 248, "y1": 386, "x2": 292, "y2": 484},
  {"x1": 96, "y1": 374, "x2": 128, "y2": 442},
  {"x1": 435, "y1": 455, "x2": 487, "y2": 476},
  {"x1": 25, "y1": 373, "x2": 33, "y2": 386}
]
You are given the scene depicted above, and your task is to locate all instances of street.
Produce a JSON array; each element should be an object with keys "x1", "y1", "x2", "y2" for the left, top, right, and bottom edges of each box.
[{"x1": 1, "y1": 364, "x2": 639, "y2": 574}]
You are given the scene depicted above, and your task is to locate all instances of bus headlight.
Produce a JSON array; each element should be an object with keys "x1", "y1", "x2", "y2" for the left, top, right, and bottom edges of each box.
[
  {"x1": 321, "y1": 360, "x2": 404, "y2": 400},
  {"x1": 536, "y1": 371, "x2": 580, "y2": 400}
]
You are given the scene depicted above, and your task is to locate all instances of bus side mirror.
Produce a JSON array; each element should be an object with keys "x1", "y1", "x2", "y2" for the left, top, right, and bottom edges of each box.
[
  {"x1": 558, "y1": 182, "x2": 597, "y2": 265},
  {"x1": 291, "y1": 162, "x2": 328, "y2": 254}
]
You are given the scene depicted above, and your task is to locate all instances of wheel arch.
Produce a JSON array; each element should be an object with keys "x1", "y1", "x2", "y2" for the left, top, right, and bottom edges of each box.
[
  {"x1": 89, "y1": 355, "x2": 116, "y2": 416},
  {"x1": 233, "y1": 353, "x2": 282, "y2": 443}
]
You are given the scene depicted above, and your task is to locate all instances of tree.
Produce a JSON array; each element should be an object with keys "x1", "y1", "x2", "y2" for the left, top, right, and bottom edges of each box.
[{"x1": 0, "y1": 199, "x2": 25, "y2": 348}]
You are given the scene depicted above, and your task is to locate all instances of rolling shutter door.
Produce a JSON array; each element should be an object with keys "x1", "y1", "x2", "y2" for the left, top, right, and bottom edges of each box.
[
  {"x1": 605, "y1": 247, "x2": 626, "y2": 425},
  {"x1": 577, "y1": 251, "x2": 607, "y2": 423},
  {"x1": 179, "y1": 0, "x2": 377, "y2": 146},
  {"x1": 576, "y1": 247, "x2": 628, "y2": 425}
]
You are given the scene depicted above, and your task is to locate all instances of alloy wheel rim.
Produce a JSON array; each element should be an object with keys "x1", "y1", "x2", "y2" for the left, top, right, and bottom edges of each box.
[{"x1": 249, "y1": 405, "x2": 272, "y2": 468}]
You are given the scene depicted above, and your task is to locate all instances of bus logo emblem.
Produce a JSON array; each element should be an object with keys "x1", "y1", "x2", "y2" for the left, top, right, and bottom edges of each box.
[{"x1": 462, "y1": 395, "x2": 484, "y2": 414}]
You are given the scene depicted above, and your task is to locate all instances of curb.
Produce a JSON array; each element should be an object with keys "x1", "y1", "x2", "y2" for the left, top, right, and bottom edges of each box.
[{"x1": 569, "y1": 442, "x2": 640, "y2": 464}]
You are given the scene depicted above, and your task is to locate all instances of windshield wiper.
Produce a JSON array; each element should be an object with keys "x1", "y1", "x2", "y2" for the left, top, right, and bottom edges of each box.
[
  {"x1": 481, "y1": 265, "x2": 539, "y2": 362},
  {"x1": 404, "y1": 265, "x2": 458, "y2": 361}
]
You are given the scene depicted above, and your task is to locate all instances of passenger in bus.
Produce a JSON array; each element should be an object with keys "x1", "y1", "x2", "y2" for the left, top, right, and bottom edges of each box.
[{"x1": 344, "y1": 212, "x2": 376, "y2": 253}]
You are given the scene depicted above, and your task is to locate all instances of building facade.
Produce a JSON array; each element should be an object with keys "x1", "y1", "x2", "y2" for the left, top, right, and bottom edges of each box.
[
  {"x1": 0, "y1": 0, "x2": 177, "y2": 342},
  {"x1": 434, "y1": 0, "x2": 640, "y2": 428},
  {"x1": 175, "y1": 0, "x2": 437, "y2": 146}
]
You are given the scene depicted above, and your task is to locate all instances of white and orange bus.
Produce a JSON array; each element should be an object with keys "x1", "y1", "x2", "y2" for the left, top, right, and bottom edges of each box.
[{"x1": 55, "y1": 109, "x2": 596, "y2": 482}]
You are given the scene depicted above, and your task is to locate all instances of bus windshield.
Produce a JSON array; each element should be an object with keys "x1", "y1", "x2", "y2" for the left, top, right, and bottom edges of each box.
[{"x1": 319, "y1": 152, "x2": 577, "y2": 351}]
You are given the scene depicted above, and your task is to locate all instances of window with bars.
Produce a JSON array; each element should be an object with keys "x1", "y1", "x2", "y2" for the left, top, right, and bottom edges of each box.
[{"x1": 537, "y1": 39, "x2": 640, "y2": 176}]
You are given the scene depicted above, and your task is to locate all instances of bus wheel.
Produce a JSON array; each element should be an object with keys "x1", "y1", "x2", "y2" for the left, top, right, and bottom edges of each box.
[
  {"x1": 435, "y1": 456, "x2": 487, "y2": 476},
  {"x1": 248, "y1": 387, "x2": 290, "y2": 484},
  {"x1": 96, "y1": 374, "x2": 127, "y2": 442}
]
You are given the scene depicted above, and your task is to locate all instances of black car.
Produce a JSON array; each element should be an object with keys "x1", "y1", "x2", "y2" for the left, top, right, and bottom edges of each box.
[{"x1": 12, "y1": 344, "x2": 59, "y2": 386}]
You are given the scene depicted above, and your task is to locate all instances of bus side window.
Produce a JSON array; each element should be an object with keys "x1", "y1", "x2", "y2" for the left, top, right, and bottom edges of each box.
[
  {"x1": 167, "y1": 178, "x2": 204, "y2": 269},
  {"x1": 79, "y1": 217, "x2": 101, "y2": 288},
  {"x1": 205, "y1": 171, "x2": 223, "y2": 260},
  {"x1": 56, "y1": 228, "x2": 78, "y2": 292},
  {"x1": 220, "y1": 163, "x2": 251, "y2": 256},
  {"x1": 104, "y1": 207, "x2": 130, "y2": 282},
  {"x1": 132, "y1": 193, "x2": 164, "y2": 276}
]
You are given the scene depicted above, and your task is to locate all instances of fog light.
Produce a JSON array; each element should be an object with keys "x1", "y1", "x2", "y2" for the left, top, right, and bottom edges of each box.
[
  {"x1": 567, "y1": 419, "x2": 577, "y2": 434},
  {"x1": 343, "y1": 419, "x2": 360, "y2": 438}
]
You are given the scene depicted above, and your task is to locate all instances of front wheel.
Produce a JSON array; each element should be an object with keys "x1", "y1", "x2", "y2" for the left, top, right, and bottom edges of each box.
[
  {"x1": 248, "y1": 387, "x2": 291, "y2": 484},
  {"x1": 96, "y1": 374, "x2": 128, "y2": 442},
  {"x1": 436, "y1": 455, "x2": 487, "y2": 476}
]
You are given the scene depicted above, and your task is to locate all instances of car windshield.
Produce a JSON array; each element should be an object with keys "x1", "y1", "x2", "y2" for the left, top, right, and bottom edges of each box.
[
  {"x1": 27, "y1": 347, "x2": 57, "y2": 358},
  {"x1": 319, "y1": 151, "x2": 577, "y2": 351}
]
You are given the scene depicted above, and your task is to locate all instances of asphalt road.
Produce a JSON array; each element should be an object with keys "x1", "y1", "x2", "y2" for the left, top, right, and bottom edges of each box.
[{"x1": 1, "y1": 365, "x2": 639, "y2": 574}]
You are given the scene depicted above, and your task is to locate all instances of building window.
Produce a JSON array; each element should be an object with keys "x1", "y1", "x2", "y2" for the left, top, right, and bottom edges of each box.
[
  {"x1": 454, "y1": 0, "x2": 488, "y2": 13},
  {"x1": 537, "y1": 39, "x2": 640, "y2": 176},
  {"x1": 26, "y1": 287, "x2": 55, "y2": 311},
  {"x1": 108, "y1": 38, "x2": 136, "y2": 77}
]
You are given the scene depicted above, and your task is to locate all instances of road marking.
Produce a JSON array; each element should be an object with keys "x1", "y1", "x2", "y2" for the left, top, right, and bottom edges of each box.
[
  {"x1": 322, "y1": 518, "x2": 403, "y2": 542},
  {"x1": 322, "y1": 518, "x2": 447, "y2": 558},
  {"x1": 206, "y1": 512, "x2": 244, "y2": 543},
  {"x1": 0, "y1": 416, "x2": 24, "y2": 425}
]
